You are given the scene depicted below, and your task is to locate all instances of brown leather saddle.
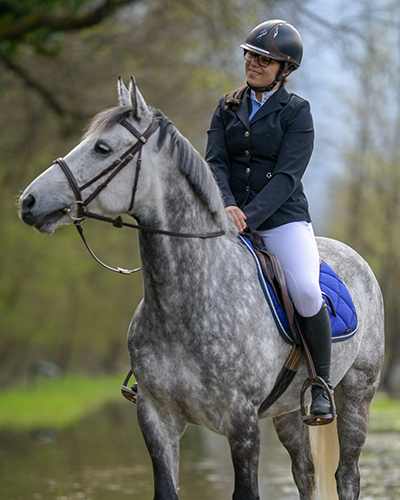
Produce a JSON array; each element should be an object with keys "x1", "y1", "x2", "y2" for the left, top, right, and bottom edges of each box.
[{"x1": 248, "y1": 233, "x2": 335, "y2": 425}]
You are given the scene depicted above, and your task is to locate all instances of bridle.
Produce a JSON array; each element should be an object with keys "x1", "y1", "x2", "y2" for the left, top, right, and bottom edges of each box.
[
  {"x1": 54, "y1": 116, "x2": 225, "y2": 275},
  {"x1": 56, "y1": 117, "x2": 160, "y2": 222}
]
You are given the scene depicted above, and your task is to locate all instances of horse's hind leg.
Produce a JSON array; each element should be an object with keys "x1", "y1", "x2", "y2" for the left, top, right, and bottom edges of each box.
[
  {"x1": 228, "y1": 408, "x2": 261, "y2": 500},
  {"x1": 334, "y1": 364, "x2": 381, "y2": 500},
  {"x1": 273, "y1": 410, "x2": 315, "y2": 499},
  {"x1": 137, "y1": 397, "x2": 186, "y2": 500}
]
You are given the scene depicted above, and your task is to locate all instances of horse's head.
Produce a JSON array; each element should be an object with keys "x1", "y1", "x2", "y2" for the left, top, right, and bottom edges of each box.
[
  {"x1": 20, "y1": 76, "x2": 229, "y2": 241},
  {"x1": 19, "y1": 77, "x2": 160, "y2": 234}
]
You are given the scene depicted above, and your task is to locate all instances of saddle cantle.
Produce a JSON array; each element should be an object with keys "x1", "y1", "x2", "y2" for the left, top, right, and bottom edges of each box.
[{"x1": 239, "y1": 234, "x2": 358, "y2": 344}]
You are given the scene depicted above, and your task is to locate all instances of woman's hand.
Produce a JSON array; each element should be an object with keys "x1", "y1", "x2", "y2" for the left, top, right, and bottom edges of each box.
[{"x1": 225, "y1": 205, "x2": 248, "y2": 233}]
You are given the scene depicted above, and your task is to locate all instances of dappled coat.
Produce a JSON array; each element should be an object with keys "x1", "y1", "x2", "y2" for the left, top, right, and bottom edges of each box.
[{"x1": 205, "y1": 85, "x2": 314, "y2": 231}]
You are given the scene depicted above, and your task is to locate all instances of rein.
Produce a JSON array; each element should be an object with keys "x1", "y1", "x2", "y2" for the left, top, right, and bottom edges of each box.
[{"x1": 55, "y1": 116, "x2": 225, "y2": 275}]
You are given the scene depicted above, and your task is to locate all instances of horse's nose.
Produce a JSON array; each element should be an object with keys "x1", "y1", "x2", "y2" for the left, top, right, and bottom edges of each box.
[{"x1": 20, "y1": 193, "x2": 36, "y2": 214}]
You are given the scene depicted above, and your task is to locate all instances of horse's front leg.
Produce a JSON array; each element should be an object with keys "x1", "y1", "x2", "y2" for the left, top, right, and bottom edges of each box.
[
  {"x1": 137, "y1": 396, "x2": 186, "y2": 500},
  {"x1": 228, "y1": 408, "x2": 261, "y2": 500}
]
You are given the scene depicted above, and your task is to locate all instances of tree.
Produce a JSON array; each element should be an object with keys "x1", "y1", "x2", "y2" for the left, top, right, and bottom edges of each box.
[
  {"x1": 0, "y1": 0, "x2": 138, "y2": 119},
  {"x1": 0, "y1": 0, "x2": 282, "y2": 385},
  {"x1": 0, "y1": 0, "x2": 137, "y2": 47},
  {"x1": 328, "y1": 0, "x2": 400, "y2": 393}
]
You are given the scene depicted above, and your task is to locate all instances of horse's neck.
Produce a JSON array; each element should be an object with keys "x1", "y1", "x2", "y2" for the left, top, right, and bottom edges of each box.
[
  {"x1": 135, "y1": 147, "x2": 232, "y2": 310},
  {"x1": 138, "y1": 202, "x2": 227, "y2": 273},
  {"x1": 137, "y1": 199, "x2": 231, "y2": 311}
]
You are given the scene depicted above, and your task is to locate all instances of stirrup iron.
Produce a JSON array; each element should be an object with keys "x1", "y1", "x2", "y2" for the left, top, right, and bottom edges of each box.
[
  {"x1": 300, "y1": 376, "x2": 336, "y2": 426},
  {"x1": 121, "y1": 369, "x2": 137, "y2": 404}
]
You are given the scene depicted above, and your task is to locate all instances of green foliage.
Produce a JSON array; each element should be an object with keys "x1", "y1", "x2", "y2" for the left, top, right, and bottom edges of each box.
[
  {"x1": 369, "y1": 394, "x2": 400, "y2": 433},
  {"x1": 0, "y1": 0, "x2": 92, "y2": 56},
  {"x1": 0, "y1": 60, "x2": 144, "y2": 384},
  {"x1": 0, "y1": 0, "x2": 89, "y2": 20},
  {"x1": 0, "y1": 373, "x2": 128, "y2": 430},
  {"x1": 0, "y1": 0, "x2": 269, "y2": 387},
  {"x1": 0, "y1": 0, "x2": 137, "y2": 58}
]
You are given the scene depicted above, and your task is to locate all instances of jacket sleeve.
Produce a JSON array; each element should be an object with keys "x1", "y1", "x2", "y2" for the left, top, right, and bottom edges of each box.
[
  {"x1": 205, "y1": 103, "x2": 237, "y2": 208},
  {"x1": 243, "y1": 99, "x2": 314, "y2": 231}
]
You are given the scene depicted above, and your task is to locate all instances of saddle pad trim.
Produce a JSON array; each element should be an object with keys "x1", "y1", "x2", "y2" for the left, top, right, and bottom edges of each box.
[{"x1": 239, "y1": 235, "x2": 358, "y2": 345}]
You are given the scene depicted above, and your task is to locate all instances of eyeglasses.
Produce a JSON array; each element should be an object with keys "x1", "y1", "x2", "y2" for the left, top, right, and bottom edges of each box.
[
  {"x1": 244, "y1": 50, "x2": 275, "y2": 68},
  {"x1": 121, "y1": 369, "x2": 137, "y2": 403}
]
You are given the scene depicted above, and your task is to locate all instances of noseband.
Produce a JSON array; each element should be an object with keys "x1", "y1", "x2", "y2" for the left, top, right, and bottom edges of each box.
[{"x1": 54, "y1": 117, "x2": 225, "y2": 274}]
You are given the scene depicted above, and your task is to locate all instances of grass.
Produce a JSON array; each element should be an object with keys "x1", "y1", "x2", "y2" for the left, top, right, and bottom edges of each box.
[
  {"x1": 0, "y1": 373, "x2": 131, "y2": 431},
  {"x1": 0, "y1": 375, "x2": 399, "y2": 433},
  {"x1": 368, "y1": 393, "x2": 400, "y2": 433}
]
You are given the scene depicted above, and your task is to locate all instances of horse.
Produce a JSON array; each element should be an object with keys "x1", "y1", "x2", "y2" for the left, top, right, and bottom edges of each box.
[{"x1": 19, "y1": 76, "x2": 384, "y2": 500}]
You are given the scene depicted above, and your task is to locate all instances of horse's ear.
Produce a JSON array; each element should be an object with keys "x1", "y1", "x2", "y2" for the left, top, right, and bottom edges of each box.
[
  {"x1": 129, "y1": 76, "x2": 151, "y2": 122},
  {"x1": 118, "y1": 76, "x2": 131, "y2": 107}
]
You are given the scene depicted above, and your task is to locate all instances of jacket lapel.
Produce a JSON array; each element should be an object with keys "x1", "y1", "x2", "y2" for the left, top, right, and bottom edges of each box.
[
  {"x1": 236, "y1": 90, "x2": 250, "y2": 129},
  {"x1": 235, "y1": 86, "x2": 291, "y2": 127},
  {"x1": 249, "y1": 86, "x2": 291, "y2": 125}
]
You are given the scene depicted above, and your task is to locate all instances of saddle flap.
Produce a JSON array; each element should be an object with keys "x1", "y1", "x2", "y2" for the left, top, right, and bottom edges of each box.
[{"x1": 247, "y1": 233, "x2": 302, "y2": 345}]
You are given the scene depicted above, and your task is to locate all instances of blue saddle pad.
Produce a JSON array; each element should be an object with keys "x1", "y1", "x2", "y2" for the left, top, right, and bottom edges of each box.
[{"x1": 239, "y1": 235, "x2": 358, "y2": 345}]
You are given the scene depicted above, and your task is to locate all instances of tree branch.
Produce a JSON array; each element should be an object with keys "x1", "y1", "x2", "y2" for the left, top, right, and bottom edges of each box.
[
  {"x1": 1, "y1": 55, "x2": 66, "y2": 116},
  {"x1": 0, "y1": 0, "x2": 138, "y2": 41}
]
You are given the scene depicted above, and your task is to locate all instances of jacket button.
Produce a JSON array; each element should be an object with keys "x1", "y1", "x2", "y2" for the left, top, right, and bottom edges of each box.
[
  {"x1": 245, "y1": 150, "x2": 250, "y2": 156},
  {"x1": 245, "y1": 186, "x2": 250, "y2": 192},
  {"x1": 266, "y1": 172, "x2": 272, "y2": 178},
  {"x1": 246, "y1": 167, "x2": 250, "y2": 174},
  {"x1": 244, "y1": 131, "x2": 250, "y2": 137}
]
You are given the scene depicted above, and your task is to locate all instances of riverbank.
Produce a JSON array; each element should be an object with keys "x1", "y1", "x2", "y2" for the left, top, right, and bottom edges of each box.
[
  {"x1": 0, "y1": 373, "x2": 128, "y2": 430},
  {"x1": 0, "y1": 374, "x2": 398, "y2": 432}
]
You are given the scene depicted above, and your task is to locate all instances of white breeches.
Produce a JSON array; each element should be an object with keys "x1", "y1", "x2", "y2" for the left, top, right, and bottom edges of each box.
[{"x1": 256, "y1": 221, "x2": 323, "y2": 318}]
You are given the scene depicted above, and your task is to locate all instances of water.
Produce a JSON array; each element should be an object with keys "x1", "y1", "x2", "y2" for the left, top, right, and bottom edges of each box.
[{"x1": 0, "y1": 401, "x2": 399, "y2": 499}]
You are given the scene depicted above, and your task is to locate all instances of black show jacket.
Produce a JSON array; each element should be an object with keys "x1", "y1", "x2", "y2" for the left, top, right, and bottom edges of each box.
[{"x1": 205, "y1": 86, "x2": 314, "y2": 231}]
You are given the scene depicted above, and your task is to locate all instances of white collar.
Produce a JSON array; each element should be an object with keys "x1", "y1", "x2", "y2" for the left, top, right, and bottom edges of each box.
[{"x1": 250, "y1": 88, "x2": 278, "y2": 105}]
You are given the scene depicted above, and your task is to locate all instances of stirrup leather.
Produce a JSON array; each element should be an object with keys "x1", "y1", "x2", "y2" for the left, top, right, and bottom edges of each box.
[{"x1": 300, "y1": 376, "x2": 336, "y2": 426}]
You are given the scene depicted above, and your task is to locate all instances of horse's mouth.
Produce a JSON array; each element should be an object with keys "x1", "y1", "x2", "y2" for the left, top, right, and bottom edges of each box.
[{"x1": 21, "y1": 209, "x2": 68, "y2": 234}]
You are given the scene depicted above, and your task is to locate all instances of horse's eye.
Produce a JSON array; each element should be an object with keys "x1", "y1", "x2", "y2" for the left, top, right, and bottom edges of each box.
[{"x1": 95, "y1": 141, "x2": 112, "y2": 155}]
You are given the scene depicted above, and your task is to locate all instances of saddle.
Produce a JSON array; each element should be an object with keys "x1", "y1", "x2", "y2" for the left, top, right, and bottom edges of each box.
[
  {"x1": 245, "y1": 233, "x2": 335, "y2": 425},
  {"x1": 249, "y1": 233, "x2": 302, "y2": 343},
  {"x1": 121, "y1": 233, "x2": 336, "y2": 425}
]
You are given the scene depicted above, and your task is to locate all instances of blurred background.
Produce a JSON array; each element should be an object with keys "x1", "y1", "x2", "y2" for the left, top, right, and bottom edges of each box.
[
  {"x1": 3, "y1": 2, "x2": 400, "y2": 499},
  {"x1": 1, "y1": 0, "x2": 399, "y2": 393}
]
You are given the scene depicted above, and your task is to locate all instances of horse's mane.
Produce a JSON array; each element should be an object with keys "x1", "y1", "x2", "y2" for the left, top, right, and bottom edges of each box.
[
  {"x1": 84, "y1": 106, "x2": 230, "y2": 234},
  {"x1": 83, "y1": 106, "x2": 132, "y2": 138},
  {"x1": 153, "y1": 109, "x2": 230, "y2": 229}
]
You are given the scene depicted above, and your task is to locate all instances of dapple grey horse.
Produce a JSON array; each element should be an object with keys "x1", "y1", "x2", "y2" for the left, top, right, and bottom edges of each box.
[{"x1": 19, "y1": 77, "x2": 384, "y2": 500}]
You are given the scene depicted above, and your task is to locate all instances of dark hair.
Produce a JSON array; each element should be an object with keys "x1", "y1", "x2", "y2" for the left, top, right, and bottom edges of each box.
[{"x1": 223, "y1": 85, "x2": 248, "y2": 112}]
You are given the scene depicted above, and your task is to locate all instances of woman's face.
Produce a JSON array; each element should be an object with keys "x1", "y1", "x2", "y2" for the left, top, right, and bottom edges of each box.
[{"x1": 245, "y1": 53, "x2": 283, "y2": 90}]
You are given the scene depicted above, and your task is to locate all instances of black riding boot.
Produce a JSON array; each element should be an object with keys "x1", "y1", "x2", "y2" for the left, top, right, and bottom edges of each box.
[{"x1": 299, "y1": 303, "x2": 335, "y2": 418}]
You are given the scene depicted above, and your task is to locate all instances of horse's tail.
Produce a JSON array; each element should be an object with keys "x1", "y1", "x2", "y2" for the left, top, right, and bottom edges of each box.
[{"x1": 309, "y1": 421, "x2": 340, "y2": 500}]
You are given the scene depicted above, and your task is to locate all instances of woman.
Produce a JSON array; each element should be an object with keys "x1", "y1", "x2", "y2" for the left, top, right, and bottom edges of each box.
[{"x1": 205, "y1": 20, "x2": 335, "y2": 422}]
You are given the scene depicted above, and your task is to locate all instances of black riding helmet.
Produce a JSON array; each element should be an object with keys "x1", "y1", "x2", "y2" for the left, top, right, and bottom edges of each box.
[
  {"x1": 241, "y1": 20, "x2": 303, "y2": 92},
  {"x1": 241, "y1": 19, "x2": 303, "y2": 69}
]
